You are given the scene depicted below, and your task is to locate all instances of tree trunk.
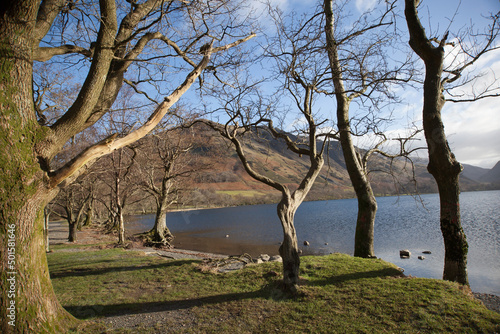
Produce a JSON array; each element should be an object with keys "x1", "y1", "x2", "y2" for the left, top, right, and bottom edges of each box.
[
  {"x1": 1, "y1": 189, "x2": 79, "y2": 333},
  {"x1": 422, "y1": 63, "x2": 468, "y2": 285},
  {"x1": 404, "y1": 0, "x2": 468, "y2": 285},
  {"x1": 68, "y1": 221, "x2": 78, "y2": 242},
  {"x1": 354, "y1": 191, "x2": 377, "y2": 258},
  {"x1": 83, "y1": 201, "x2": 93, "y2": 227},
  {"x1": 324, "y1": 0, "x2": 377, "y2": 258},
  {"x1": 338, "y1": 120, "x2": 377, "y2": 258},
  {"x1": 44, "y1": 208, "x2": 50, "y2": 252},
  {"x1": 277, "y1": 198, "x2": 300, "y2": 292},
  {"x1": 117, "y1": 205, "x2": 125, "y2": 245},
  {"x1": 0, "y1": 2, "x2": 78, "y2": 330},
  {"x1": 150, "y1": 208, "x2": 174, "y2": 246}
]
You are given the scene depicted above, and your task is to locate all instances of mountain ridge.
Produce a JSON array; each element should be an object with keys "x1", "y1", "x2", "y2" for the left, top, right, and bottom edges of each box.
[{"x1": 153, "y1": 124, "x2": 500, "y2": 208}]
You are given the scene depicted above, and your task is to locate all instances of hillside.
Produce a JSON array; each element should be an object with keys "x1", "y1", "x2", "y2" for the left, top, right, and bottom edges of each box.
[
  {"x1": 479, "y1": 161, "x2": 500, "y2": 184},
  {"x1": 462, "y1": 163, "x2": 490, "y2": 182},
  {"x1": 131, "y1": 124, "x2": 498, "y2": 210}
]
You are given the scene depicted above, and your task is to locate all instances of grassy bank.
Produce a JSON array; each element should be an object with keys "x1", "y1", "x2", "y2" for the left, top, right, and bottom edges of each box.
[{"x1": 47, "y1": 244, "x2": 499, "y2": 333}]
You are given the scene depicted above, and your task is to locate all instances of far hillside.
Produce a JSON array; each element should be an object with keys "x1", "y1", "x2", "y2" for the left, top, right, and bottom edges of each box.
[{"x1": 125, "y1": 124, "x2": 499, "y2": 213}]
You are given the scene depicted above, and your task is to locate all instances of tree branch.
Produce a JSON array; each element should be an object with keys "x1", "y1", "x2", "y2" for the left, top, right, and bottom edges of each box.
[
  {"x1": 33, "y1": 45, "x2": 92, "y2": 62},
  {"x1": 48, "y1": 52, "x2": 211, "y2": 188}
]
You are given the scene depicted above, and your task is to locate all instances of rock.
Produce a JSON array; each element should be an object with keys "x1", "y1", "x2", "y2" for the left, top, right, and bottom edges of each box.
[
  {"x1": 418, "y1": 256, "x2": 425, "y2": 260},
  {"x1": 298, "y1": 249, "x2": 303, "y2": 254},
  {"x1": 324, "y1": 242, "x2": 328, "y2": 245},
  {"x1": 422, "y1": 250, "x2": 432, "y2": 254},
  {"x1": 217, "y1": 262, "x2": 245, "y2": 273},
  {"x1": 400, "y1": 249, "x2": 411, "y2": 258},
  {"x1": 269, "y1": 255, "x2": 282, "y2": 262},
  {"x1": 255, "y1": 258, "x2": 263, "y2": 264},
  {"x1": 304, "y1": 241, "x2": 310, "y2": 246},
  {"x1": 259, "y1": 254, "x2": 270, "y2": 262},
  {"x1": 225, "y1": 234, "x2": 229, "y2": 238}
]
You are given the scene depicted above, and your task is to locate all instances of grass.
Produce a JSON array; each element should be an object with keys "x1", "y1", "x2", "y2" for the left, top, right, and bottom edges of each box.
[
  {"x1": 47, "y1": 244, "x2": 500, "y2": 333},
  {"x1": 216, "y1": 190, "x2": 266, "y2": 197}
]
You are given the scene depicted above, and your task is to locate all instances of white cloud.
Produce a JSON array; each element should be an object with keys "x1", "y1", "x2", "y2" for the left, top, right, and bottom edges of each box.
[
  {"x1": 355, "y1": 0, "x2": 377, "y2": 13},
  {"x1": 442, "y1": 96, "x2": 500, "y2": 168}
]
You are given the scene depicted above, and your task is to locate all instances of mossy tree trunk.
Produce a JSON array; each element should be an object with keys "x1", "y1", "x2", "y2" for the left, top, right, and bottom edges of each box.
[
  {"x1": 44, "y1": 207, "x2": 51, "y2": 252},
  {"x1": 0, "y1": 2, "x2": 79, "y2": 331},
  {"x1": 404, "y1": 0, "x2": 468, "y2": 285}
]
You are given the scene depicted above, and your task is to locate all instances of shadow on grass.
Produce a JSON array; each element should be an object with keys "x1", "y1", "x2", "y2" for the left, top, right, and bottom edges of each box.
[
  {"x1": 64, "y1": 284, "x2": 281, "y2": 320},
  {"x1": 50, "y1": 259, "x2": 199, "y2": 279},
  {"x1": 306, "y1": 267, "x2": 403, "y2": 287}
]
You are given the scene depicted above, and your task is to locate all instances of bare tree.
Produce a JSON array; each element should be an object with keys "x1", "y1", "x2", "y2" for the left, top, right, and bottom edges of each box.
[
  {"x1": 51, "y1": 178, "x2": 92, "y2": 242},
  {"x1": 0, "y1": 0, "x2": 255, "y2": 330},
  {"x1": 201, "y1": 61, "x2": 329, "y2": 291},
  {"x1": 323, "y1": 0, "x2": 418, "y2": 258},
  {"x1": 103, "y1": 146, "x2": 141, "y2": 244},
  {"x1": 136, "y1": 126, "x2": 204, "y2": 247},
  {"x1": 404, "y1": 0, "x2": 500, "y2": 285}
]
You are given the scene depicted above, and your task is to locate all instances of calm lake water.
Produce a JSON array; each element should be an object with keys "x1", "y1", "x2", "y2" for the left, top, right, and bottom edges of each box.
[{"x1": 127, "y1": 190, "x2": 500, "y2": 295}]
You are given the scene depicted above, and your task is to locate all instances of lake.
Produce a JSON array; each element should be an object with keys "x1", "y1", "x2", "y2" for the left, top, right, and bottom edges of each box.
[{"x1": 126, "y1": 190, "x2": 500, "y2": 295}]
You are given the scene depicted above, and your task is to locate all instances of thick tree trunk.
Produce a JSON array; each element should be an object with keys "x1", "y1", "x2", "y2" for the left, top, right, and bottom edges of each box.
[
  {"x1": 0, "y1": 2, "x2": 78, "y2": 331},
  {"x1": 150, "y1": 208, "x2": 174, "y2": 246},
  {"x1": 437, "y1": 175, "x2": 468, "y2": 283},
  {"x1": 338, "y1": 119, "x2": 377, "y2": 258},
  {"x1": 404, "y1": 0, "x2": 468, "y2": 285},
  {"x1": 44, "y1": 208, "x2": 50, "y2": 252},
  {"x1": 1, "y1": 189, "x2": 79, "y2": 333},
  {"x1": 422, "y1": 65, "x2": 468, "y2": 285}
]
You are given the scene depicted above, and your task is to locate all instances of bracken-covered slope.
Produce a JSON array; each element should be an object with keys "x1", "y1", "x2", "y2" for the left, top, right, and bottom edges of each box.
[{"x1": 148, "y1": 123, "x2": 498, "y2": 207}]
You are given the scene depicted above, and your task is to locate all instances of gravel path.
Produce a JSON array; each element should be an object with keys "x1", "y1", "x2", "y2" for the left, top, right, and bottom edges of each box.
[{"x1": 48, "y1": 221, "x2": 500, "y2": 332}]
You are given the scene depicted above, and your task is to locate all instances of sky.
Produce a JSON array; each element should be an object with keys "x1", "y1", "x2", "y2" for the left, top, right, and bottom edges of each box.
[{"x1": 247, "y1": 0, "x2": 500, "y2": 169}]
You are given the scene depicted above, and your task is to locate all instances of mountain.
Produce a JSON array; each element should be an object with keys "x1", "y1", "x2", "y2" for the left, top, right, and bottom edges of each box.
[
  {"x1": 131, "y1": 124, "x2": 499, "y2": 211},
  {"x1": 479, "y1": 161, "x2": 500, "y2": 184},
  {"x1": 462, "y1": 164, "x2": 490, "y2": 182}
]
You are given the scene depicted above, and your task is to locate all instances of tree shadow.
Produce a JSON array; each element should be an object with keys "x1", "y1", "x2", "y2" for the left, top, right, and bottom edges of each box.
[
  {"x1": 306, "y1": 267, "x2": 403, "y2": 287},
  {"x1": 64, "y1": 283, "x2": 285, "y2": 320},
  {"x1": 50, "y1": 259, "x2": 199, "y2": 279}
]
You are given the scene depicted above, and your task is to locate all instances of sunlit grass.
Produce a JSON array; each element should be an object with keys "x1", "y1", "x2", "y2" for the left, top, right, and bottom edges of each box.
[
  {"x1": 48, "y1": 248, "x2": 500, "y2": 333},
  {"x1": 216, "y1": 190, "x2": 266, "y2": 197}
]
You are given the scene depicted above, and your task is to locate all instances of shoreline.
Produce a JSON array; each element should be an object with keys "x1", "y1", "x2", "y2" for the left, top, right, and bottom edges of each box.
[{"x1": 47, "y1": 221, "x2": 500, "y2": 313}]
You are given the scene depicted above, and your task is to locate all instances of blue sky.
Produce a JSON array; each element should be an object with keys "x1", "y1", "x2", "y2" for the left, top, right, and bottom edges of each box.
[{"x1": 242, "y1": 0, "x2": 500, "y2": 168}]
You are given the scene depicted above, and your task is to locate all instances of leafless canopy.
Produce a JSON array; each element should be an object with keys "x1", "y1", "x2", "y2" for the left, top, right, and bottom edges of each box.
[{"x1": 31, "y1": 0, "x2": 256, "y2": 189}]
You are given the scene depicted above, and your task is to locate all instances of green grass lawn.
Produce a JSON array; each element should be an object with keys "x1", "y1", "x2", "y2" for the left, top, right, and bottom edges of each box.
[{"x1": 48, "y1": 245, "x2": 500, "y2": 333}]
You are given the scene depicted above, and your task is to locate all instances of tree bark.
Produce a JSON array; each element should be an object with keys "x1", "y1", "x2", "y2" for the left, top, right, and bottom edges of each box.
[
  {"x1": 0, "y1": 2, "x2": 78, "y2": 331},
  {"x1": 404, "y1": 0, "x2": 468, "y2": 285},
  {"x1": 277, "y1": 198, "x2": 301, "y2": 291},
  {"x1": 151, "y1": 208, "x2": 174, "y2": 246},
  {"x1": 117, "y1": 204, "x2": 125, "y2": 245},
  {"x1": 324, "y1": 0, "x2": 377, "y2": 258},
  {"x1": 44, "y1": 207, "x2": 51, "y2": 252},
  {"x1": 68, "y1": 221, "x2": 78, "y2": 242},
  {"x1": 149, "y1": 177, "x2": 175, "y2": 245}
]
